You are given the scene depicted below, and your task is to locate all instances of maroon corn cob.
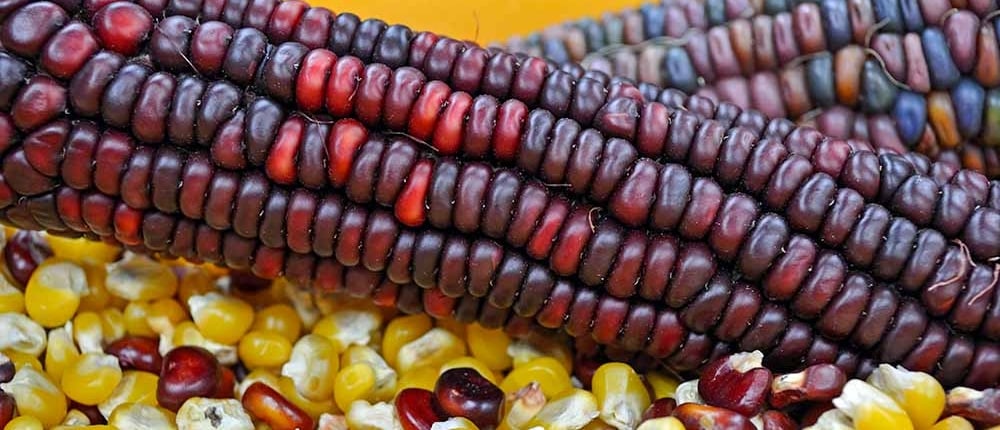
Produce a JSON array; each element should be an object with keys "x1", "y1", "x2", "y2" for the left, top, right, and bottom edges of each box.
[{"x1": 0, "y1": 0, "x2": 999, "y2": 390}]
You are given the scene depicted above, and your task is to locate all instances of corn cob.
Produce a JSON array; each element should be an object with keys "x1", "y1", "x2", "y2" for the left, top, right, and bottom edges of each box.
[{"x1": 1, "y1": 0, "x2": 999, "y2": 391}]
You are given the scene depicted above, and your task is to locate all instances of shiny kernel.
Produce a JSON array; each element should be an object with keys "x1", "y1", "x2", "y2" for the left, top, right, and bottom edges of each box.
[
  {"x1": 147, "y1": 299, "x2": 188, "y2": 328},
  {"x1": 98, "y1": 308, "x2": 126, "y2": 344},
  {"x1": 124, "y1": 301, "x2": 155, "y2": 337},
  {"x1": 340, "y1": 345, "x2": 397, "y2": 401},
  {"x1": 382, "y1": 314, "x2": 432, "y2": 368},
  {"x1": 930, "y1": 416, "x2": 974, "y2": 430},
  {"x1": 833, "y1": 380, "x2": 914, "y2": 430},
  {"x1": 237, "y1": 368, "x2": 280, "y2": 399},
  {"x1": 105, "y1": 254, "x2": 178, "y2": 301},
  {"x1": 592, "y1": 363, "x2": 650, "y2": 430},
  {"x1": 46, "y1": 235, "x2": 120, "y2": 266},
  {"x1": 44, "y1": 326, "x2": 80, "y2": 383},
  {"x1": 440, "y1": 357, "x2": 499, "y2": 384},
  {"x1": 73, "y1": 311, "x2": 105, "y2": 353},
  {"x1": 334, "y1": 363, "x2": 377, "y2": 412},
  {"x1": 396, "y1": 365, "x2": 439, "y2": 393},
  {"x1": 525, "y1": 389, "x2": 600, "y2": 430},
  {"x1": 238, "y1": 330, "x2": 293, "y2": 369},
  {"x1": 4, "y1": 416, "x2": 44, "y2": 430},
  {"x1": 867, "y1": 365, "x2": 945, "y2": 430},
  {"x1": 646, "y1": 371, "x2": 680, "y2": 400},
  {"x1": 500, "y1": 382, "x2": 546, "y2": 430},
  {"x1": 312, "y1": 309, "x2": 382, "y2": 352},
  {"x1": 0, "y1": 365, "x2": 68, "y2": 427},
  {"x1": 500, "y1": 357, "x2": 573, "y2": 398},
  {"x1": 0, "y1": 277, "x2": 24, "y2": 314},
  {"x1": 280, "y1": 334, "x2": 340, "y2": 402},
  {"x1": 466, "y1": 324, "x2": 513, "y2": 372},
  {"x1": 635, "y1": 417, "x2": 685, "y2": 430},
  {"x1": 396, "y1": 328, "x2": 466, "y2": 373},
  {"x1": 98, "y1": 370, "x2": 159, "y2": 418},
  {"x1": 507, "y1": 340, "x2": 573, "y2": 374},
  {"x1": 0, "y1": 312, "x2": 47, "y2": 356},
  {"x1": 251, "y1": 304, "x2": 302, "y2": 343},
  {"x1": 6, "y1": 350, "x2": 43, "y2": 372},
  {"x1": 345, "y1": 400, "x2": 401, "y2": 429},
  {"x1": 188, "y1": 292, "x2": 254, "y2": 345},
  {"x1": 61, "y1": 352, "x2": 123, "y2": 405},
  {"x1": 277, "y1": 376, "x2": 336, "y2": 419},
  {"x1": 176, "y1": 398, "x2": 254, "y2": 430},
  {"x1": 108, "y1": 403, "x2": 177, "y2": 430},
  {"x1": 60, "y1": 409, "x2": 91, "y2": 426}
]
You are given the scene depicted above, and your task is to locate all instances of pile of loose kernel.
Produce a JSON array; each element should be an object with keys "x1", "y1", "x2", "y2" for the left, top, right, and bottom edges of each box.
[{"x1": 0, "y1": 228, "x2": 996, "y2": 430}]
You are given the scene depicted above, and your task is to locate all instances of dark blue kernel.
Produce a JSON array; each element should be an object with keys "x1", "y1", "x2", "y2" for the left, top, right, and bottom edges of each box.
[
  {"x1": 661, "y1": 47, "x2": 699, "y2": 94},
  {"x1": 764, "y1": 0, "x2": 790, "y2": 14},
  {"x1": 807, "y1": 53, "x2": 836, "y2": 107},
  {"x1": 922, "y1": 28, "x2": 961, "y2": 89},
  {"x1": 578, "y1": 18, "x2": 605, "y2": 52},
  {"x1": 861, "y1": 59, "x2": 899, "y2": 113},
  {"x1": 951, "y1": 78, "x2": 986, "y2": 138},
  {"x1": 820, "y1": 0, "x2": 853, "y2": 50},
  {"x1": 893, "y1": 90, "x2": 928, "y2": 146},
  {"x1": 706, "y1": 0, "x2": 727, "y2": 26},
  {"x1": 899, "y1": 0, "x2": 923, "y2": 31},
  {"x1": 873, "y1": 0, "x2": 904, "y2": 33},
  {"x1": 542, "y1": 37, "x2": 570, "y2": 65},
  {"x1": 640, "y1": 4, "x2": 666, "y2": 39}
]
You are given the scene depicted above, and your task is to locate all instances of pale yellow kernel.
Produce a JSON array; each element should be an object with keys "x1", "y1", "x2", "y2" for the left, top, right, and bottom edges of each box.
[
  {"x1": 382, "y1": 314, "x2": 432, "y2": 368},
  {"x1": 592, "y1": 363, "x2": 650, "y2": 430},
  {"x1": 98, "y1": 370, "x2": 159, "y2": 419},
  {"x1": 44, "y1": 326, "x2": 80, "y2": 384},
  {"x1": 105, "y1": 254, "x2": 178, "y2": 301},
  {"x1": 280, "y1": 334, "x2": 340, "y2": 402},
  {"x1": 396, "y1": 328, "x2": 466, "y2": 374},
  {"x1": 61, "y1": 352, "x2": 123, "y2": 405},
  {"x1": 0, "y1": 312, "x2": 47, "y2": 356},
  {"x1": 108, "y1": 403, "x2": 177, "y2": 430},
  {"x1": 1, "y1": 365, "x2": 68, "y2": 427}
]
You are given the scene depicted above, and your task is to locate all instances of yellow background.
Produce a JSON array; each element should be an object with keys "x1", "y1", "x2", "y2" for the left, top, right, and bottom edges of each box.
[{"x1": 310, "y1": 0, "x2": 648, "y2": 45}]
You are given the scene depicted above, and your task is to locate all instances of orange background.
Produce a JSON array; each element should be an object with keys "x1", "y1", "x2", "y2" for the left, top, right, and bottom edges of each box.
[{"x1": 309, "y1": 0, "x2": 648, "y2": 45}]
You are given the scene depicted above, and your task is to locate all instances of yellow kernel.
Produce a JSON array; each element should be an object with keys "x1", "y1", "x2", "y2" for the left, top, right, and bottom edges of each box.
[
  {"x1": 592, "y1": 363, "x2": 650, "y2": 430},
  {"x1": 168, "y1": 321, "x2": 238, "y2": 366},
  {"x1": 1, "y1": 365, "x2": 68, "y2": 427},
  {"x1": 396, "y1": 365, "x2": 439, "y2": 393},
  {"x1": 466, "y1": 324, "x2": 513, "y2": 372},
  {"x1": 382, "y1": 314, "x2": 432, "y2": 368},
  {"x1": 440, "y1": 357, "x2": 499, "y2": 385},
  {"x1": 61, "y1": 352, "x2": 123, "y2": 405},
  {"x1": 105, "y1": 254, "x2": 178, "y2": 301},
  {"x1": 176, "y1": 268, "x2": 215, "y2": 305},
  {"x1": 930, "y1": 416, "x2": 974, "y2": 430},
  {"x1": 432, "y1": 417, "x2": 480, "y2": 430},
  {"x1": 311, "y1": 309, "x2": 382, "y2": 352},
  {"x1": 277, "y1": 376, "x2": 337, "y2": 419},
  {"x1": 396, "y1": 328, "x2": 466, "y2": 373},
  {"x1": 4, "y1": 416, "x2": 44, "y2": 430},
  {"x1": 98, "y1": 308, "x2": 126, "y2": 344},
  {"x1": 0, "y1": 277, "x2": 24, "y2": 314},
  {"x1": 280, "y1": 334, "x2": 340, "y2": 401},
  {"x1": 44, "y1": 326, "x2": 80, "y2": 383},
  {"x1": 834, "y1": 380, "x2": 914, "y2": 430},
  {"x1": 345, "y1": 400, "x2": 400, "y2": 430},
  {"x1": 25, "y1": 258, "x2": 88, "y2": 327},
  {"x1": 148, "y1": 298, "x2": 188, "y2": 327},
  {"x1": 0, "y1": 312, "x2": 47, "y2": 356},
  {"x1": 237, "y1": 369, "x2": 280, "y2": 399},
  {"x1": 72, "y1": 311, "x2": 105, "y2": 353},
  {"x1": 334, "y1": 363, "x2": 377, "y2": 412},
  {"x1": 525, "y1": 388, "x2": 600, "y2": 430},
  {"x1": 46, "y1": 235, "x2": 121, "y2": 266},
  {"x1": 500, "y1": 357, "x2": 573, "y2": 398},
  {"x1": 238, "y1": 330, "x2": 293, "y2": 369},
  {"x1": 251, "y1": 304, "x2": 302, "y2": 343},
  {"x1": 77, "y1": 265, "x2": 112, "y2": 313},
  {"x1": 99, "y1": 370, "x2": 159, "y2": 418},
  {"x1": 646, "y1": 371, "x2": 680, "y2": 400},
  {"x1": 188, "y1": 292, "x2": 254, "y2": 345},
  {"x1": 508, "y1": 340, "x2": 573, "y2": 374},
  {"x1": 123, "y1": 301, "x2": 155, "y2": 337},
  {"x1": 867, "y1": 365, "x2": 945, "y2": 430},
  {"x1": 636, "y1": 417, "x2": 685, "y2": 430},
  {"x1": 108, "y1": 403, "x2": 177, "y2": 430},
  {"x1": 340, "y1": 345, "x2": 397, "y2": 401},
  {"x1": 6, "y1": 350, "x2": 43, "y2": 372},
  {"x1": 60, "y1": 409, "x2": 92, "y2": 426},
  {"x1": 499, "y1": 382, "x2": 546, "y2": 430}
]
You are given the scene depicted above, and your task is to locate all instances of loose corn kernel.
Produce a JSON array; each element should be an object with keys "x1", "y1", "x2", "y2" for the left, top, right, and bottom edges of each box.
[
  {"x1": 282, "y1": 280, "x2": 320, "y2": 329},
  {"x1": 312, "y1": 309, "x2": 382, "y2": 352},
  {"x1": 177, "y1": 268, "x2": 215, "y2": 305},
  {"x1": 46, "y1": 235, "x2": 120, "y2": 266},
  {"x1": 833, "y1": 380, "x2": 915, "y2": 430},
  {"x1": 6, "y1": 350, "x2": 43, "y2": 372},
  {"x1": 396, "y1": 365, "x2": 439, "y2": 393},
  {"x1": 592, "y1": 363, "x2": 651, "y2": 430},
  {"x1": 73, "y1": 311, "x2": 105, "y2": 353},
  {"x1": 61, "y1": 352, "x2": 123, "y2": 405},
  {"x1": 176, "y1": 398, "x2": 254, "y2": 430},
  {"x1": 435, "y1": 318, "x2": 467, "y2": 338},
  {"x1": 673, "y1": 380, "x2": 703, "y2": 405},
  {"x1": 60, "y1": 409, "x2": 91, "y2": 426},
  {"x1": 276, "y1": 376, "x2": 336, "y2": 420},
  {"x1": 4, "y1": 416, "x2": 44, "y2": 430},
  {"x1": 431, "y1": 417, "x2": 479, "y2": 430},
  {"x1": 636, "y1": 417, "x2": 686, "y2": 430},
  {"x1": 396, "y1": 328, "x2": 466, "y2": 374},
  {"x1": 440, "y1": 357, "x2": 499, "y2": 385},
  {"x1": 0, "y1": 312, "x2": 47, "y2": 356},
  {"x1": 930, "y1": 416, "x2": 974, "y2": 430},
  {"x1": 867, "y1": 365, "x2": 946, "y2": 430},
  {"x1": 280, "y1": 334, "x2": 340, "y2": 401},
  {"x1": 107, "y1": 403, "x2": 177, "y2": 430},
  {"x1": 98, "y1": 370, "x2": 160, "y2": 419},
  {"x1": 0, "y1": 277, "x2": 24, "y2": 314},
  {"x1": 382, "y1": 314, "x2": 432, "y2": 368},
  {"x1": 123, "y1": 301, "x2": 155, "y2": 337},
  {"x1": 646, "y1": 371, "x2": 680, "y2": 400},
  {"x1": 165, "y1": 321, "x2": 238, "y2": 366},
  {"x1": 499, "y1": 382, "x2": 545, "y2": 430},
  {"x1": 24, "y1": 258, "x2": 88, "y2": 327},
  {"x1": 77, "y1": 265, "x2": 113, "y2": 314},
  {"x1": 105, "y1": 254, "x2": 178, "y2": 301},
  {"x1": 44, "y1": 326, "x2": 80, "y2": 383},
  {"x1": 188, "y1": 292, "x2": 254, "y2": 345},
  {"x1": 0, "y1": 365, "x2": 68, "y2": 427},
  {"x1": 98, "y1": 308, "x2": 126, "y2": 344},
  {"x1": 500, "y1": 357, "x2": 573, "y2": 398},
  {"x1": 147, "y1": 299, "x2": 188, "y2": 329},
  {"x1": 507, "y1": 340, "x2": 573, "y2": 375},
  {"x1": 237, "y1": 369, "x2": 280, "y2": 399},
  {"x1": 345, "y1": 400, "x2": 401, "y2": 430},
  {"x1": 334, "y1": 363, "x2": 377, "y2": 412},
  {"x1": 238, "y1": 330, "x2": 292, "y2": 370},
  {"x1": 525, "y1": 388, "x2": 600, "y2": 430},
  {"x1": 340, "y1": 345, "x2": 397, "y2": 401},
  {"x1": 466, "y1": 324, "x2": 513, "y2": 372},
  {"x1": 251, "y1": 304, "x2": 302, "y2": 343}
]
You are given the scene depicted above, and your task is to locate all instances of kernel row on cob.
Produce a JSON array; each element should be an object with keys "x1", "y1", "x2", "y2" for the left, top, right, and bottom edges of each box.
[{"x1": 0, "y1": 230, "x2": 996, "y2": 429}]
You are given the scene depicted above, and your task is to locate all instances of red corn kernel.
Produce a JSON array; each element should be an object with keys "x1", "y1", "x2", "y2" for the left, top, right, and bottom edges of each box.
[
  {"x1": 698, "y1": 352, "x2": 772, "y2": 417},
  {"x1": 3, "y1": 230, "x2": 52, "y2": 286},
  {"x1": 12, "y1": 76, "x2": 66, "y2": 131},
  {"x1": 395, "y1": 158, "x2": 432, "y2": 227},
  {"x1": 0, "y1": 392, "x2": 13, "y2": 428},
  {"x1": 242, "y1": 382, "x2": 314, "y2": 430},
  {"x1": 408, "y1": 80, "x2": 451, "y2": 141},
  {"x1": 105, "y1": 336, "x2": 163, "y2": 374},
  {"x1": 326, "y1": 119, "x2": 368, "y2": 188},
  {"x1": 92, "y1": 2, "x2": 153, "y2": 56},
  {"x1": 641, "y1": 397, "x2": 677, "y2": 421},
  {"x1": 673, "y1": 403, "x2": 755, "y2": 430},
  {"x1": 761, "y1": 410, "x2": 797, "y2": 430},
  {"x1": 396, "y1": 388, "x2": 442, "y2": 430},
  {"x1": 492, "y1": 99, "x2": 528, "y2": 161},
  {"x1": 112, "y1": 203, "x2": 143, "y2": 246},
  {"x1": 325, "y1": 56, "x2": 365, "y2": 118},
  {"x1": 0, "y1": 353, "x2": 14, "y2": 383},
  {"x1": 432, "y1": 91, "x2": 472, "y2": 155},
  {"x1": 296, "y1": 50, "x2": 337, "y2": 112},
  {"x1": 434, "y1": 368, "x2": 505, "y2": 428},
  {"x1": 768, "y1": 363, "x2": 846, "y2": 409},
  {"x1": 1, "y1": 2, "x2": 68, "y2": 58},
  {"x1": 266, "y1": 116, "x2": 305, "y2": 185},
  {"x1": 157, "y1": 346, "x2": 223, "y2": 412},
  {"x1": 40, "y1": 23, "x2": 100, "y2": 79}
]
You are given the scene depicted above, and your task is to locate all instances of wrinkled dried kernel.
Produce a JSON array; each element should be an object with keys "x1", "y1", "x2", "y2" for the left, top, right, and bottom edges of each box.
[
  {"x1": 98, "y1": 370, "x2": 160, "y2": 419},
  {"x1": 341, "y1": 345, "x2": 398, "y2": 401},
  {"x1": 44, "y1": 326, "x2": 80, "y2": 383},
  {"x1": 312, "y1": 308, "x2": 382, "y2": 352},
  {"x1": 176, "y1": 397, "x2": 254, "y2": 430},
  {"x1": 105, "y1": 254, "x2": 178, "y2": 301},
  {"x1": 0, "y1": 312, "x2": 47, "y2": 355},
  {"x1": 525, "y1": 388, "x2": 600, "y2": 430},
  {"x1": 280, "y1": 334, "x2": 340, "y2": 402},
  {"x1": 0, "y1": 365, "x2": 68, "y2": 427},
  {"x1": 383, "y1": 314, "x2": 433, "y2": 369},
  {"x1": 396, "y1": 328, "x2": 466, "y2": 374},
  {"x1": 592, "y1": 362, "x2": 650, "y2": 430},
  {"x1": 107, "y1": 403, "x2": 177, "y2": 430}
]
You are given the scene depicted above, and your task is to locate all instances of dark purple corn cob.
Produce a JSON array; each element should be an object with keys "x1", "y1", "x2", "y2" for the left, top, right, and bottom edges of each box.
[{"x1": 0, "y1": 0, "x2": 998, "y2": 389}]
